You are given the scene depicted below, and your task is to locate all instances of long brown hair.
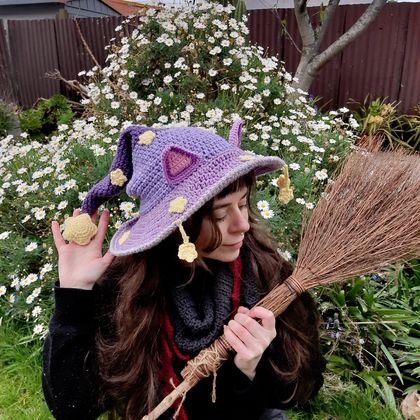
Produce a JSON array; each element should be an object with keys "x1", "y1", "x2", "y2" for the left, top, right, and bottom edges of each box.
[{"x1": 95, "y1": 172, "x2": 322, "y2": 418}]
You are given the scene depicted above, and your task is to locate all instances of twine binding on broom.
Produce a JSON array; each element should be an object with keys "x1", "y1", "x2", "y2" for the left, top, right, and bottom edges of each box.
[{"x1": 142, "y1": 149, "x2": 420, "y2": 420}]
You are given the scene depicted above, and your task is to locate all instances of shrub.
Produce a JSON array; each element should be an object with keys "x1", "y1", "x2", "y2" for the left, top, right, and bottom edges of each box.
[{"x1": 19, "y1": 94, "x2": 75, "y2": 141}]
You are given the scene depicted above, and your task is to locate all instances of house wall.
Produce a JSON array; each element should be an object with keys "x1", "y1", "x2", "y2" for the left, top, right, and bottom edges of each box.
[
  {"x1": 66, "y1": 0, "x2": 119, "y2": 18},
  {"x1": 0, "y1": 4, "x2": 62, "y2": 20}
]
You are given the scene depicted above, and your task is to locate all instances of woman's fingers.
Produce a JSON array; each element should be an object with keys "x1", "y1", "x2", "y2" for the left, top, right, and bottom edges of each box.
[
  {"x1": 94, "y1": 209, "x2": 110, "y2": 245},
  {"x1": 249, "y1": 306, "x2": 276, "y2": 333},
  {"x1": 51, "y1": 220, "x2": 65, "y2": 249},
  {"x1": 224, "y1": 325, "x2": 249, "y2": 356}
]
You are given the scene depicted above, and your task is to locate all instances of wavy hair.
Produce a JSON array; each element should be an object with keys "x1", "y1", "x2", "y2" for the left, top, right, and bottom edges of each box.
[{"x1": 95, "y1": 172, "x2": 323, "y2": 419}]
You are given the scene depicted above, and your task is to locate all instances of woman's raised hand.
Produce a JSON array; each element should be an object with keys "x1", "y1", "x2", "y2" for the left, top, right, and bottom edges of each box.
[
  {"x1": 223, "y1": 306, "x2": 277, "y2": 380},
  {"x1": 51, "y1": 209, "x2": 114, "y2": 290}
]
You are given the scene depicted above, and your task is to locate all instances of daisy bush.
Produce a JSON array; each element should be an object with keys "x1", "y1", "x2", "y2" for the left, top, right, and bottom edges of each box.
[{"x1": 0, "y1": 1, "x2": 358, "y2": 335}]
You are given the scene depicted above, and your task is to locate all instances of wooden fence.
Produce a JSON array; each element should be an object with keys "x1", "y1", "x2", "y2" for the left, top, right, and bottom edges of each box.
[{"x1": 0, "y1": 3, "x2": 419, "y2": 112}]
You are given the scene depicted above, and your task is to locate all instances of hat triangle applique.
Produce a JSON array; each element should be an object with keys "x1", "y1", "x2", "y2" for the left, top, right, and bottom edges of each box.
[{"x1": 162, "y1": 145, "x2": 201, "y2": 185}]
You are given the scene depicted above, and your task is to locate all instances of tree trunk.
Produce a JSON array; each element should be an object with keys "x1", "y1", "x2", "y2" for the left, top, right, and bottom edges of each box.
[{"x1": 291, "y1": 0, "x2": 387, "y2": 94}]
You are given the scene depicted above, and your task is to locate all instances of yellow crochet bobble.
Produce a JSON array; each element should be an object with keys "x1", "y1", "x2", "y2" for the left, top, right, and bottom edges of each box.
[
  {"x1": 62, "y1": 213, "x2": 98, "y2": 245},
  {"x1": 177, "y1": 222, "x2": 198, "y2": 263},
  {"x1": 169, "y1": 196, "x2": 188, "y2": 213},
  {"x1": 110, "y1": 169, "x2": 128, "y2": 186},
  {"x1": 138, "y1": 130, "x2": 156, "y2": 145},
  {"x1": 118, "y1": 230, "x2": 131, "y2": 245},
  {"x1": 239, "y1": 154, "x2": 255, "y2": 161},
  {"x1": 277, "y1": 165, "x2": 294, "y2": 204}
]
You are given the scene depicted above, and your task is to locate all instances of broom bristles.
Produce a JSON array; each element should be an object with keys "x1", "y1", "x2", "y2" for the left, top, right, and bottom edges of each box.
[
  {"x1": 144, "y1": 149, "x2": 420, "y2": 419},
  {"x1": 295, "y1": 150, "x2": 420, "y2": 290}
]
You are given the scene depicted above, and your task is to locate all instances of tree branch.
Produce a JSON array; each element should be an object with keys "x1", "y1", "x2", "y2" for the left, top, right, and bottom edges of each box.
[
  {"x1": 314, "y1": 0, "x2": 340, "y2": 50},
  {"x1": 294, "y1": 0, "x2": 315, "y2": 50},
  {"x1": 311, "y1": 0, "x2": 386, "y2": 71}
]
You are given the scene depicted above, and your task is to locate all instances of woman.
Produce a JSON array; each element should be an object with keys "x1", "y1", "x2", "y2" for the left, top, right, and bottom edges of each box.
[{"x1": 42, "y1": 122, "x2": 325, "y2": 419}]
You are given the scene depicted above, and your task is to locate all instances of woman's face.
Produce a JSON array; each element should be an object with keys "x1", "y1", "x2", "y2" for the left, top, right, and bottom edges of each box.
[{"x1": 195, "y1": 186, "x2": 250, "y2": 262}]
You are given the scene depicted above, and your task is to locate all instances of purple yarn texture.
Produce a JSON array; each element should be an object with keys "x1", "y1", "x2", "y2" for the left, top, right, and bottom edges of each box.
[{"x1": 81, "y1": 123, "x2": 284, "y2": 256}]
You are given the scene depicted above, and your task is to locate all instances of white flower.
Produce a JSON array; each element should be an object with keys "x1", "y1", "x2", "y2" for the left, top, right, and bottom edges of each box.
[
  {"x1": 289, "y1": 163, "x2": 300, "y2": 171},
  {"x1": 32, "y1": 306, "x2": 42, "y2": 317},
  {"x1": 260, "y1": 209, "x2": 274, "y2": 219},
  {"x1": 78, "y1": 191, "x2": 87, "y2": 201},
  {"x1": 315, "y1": 169, "x2": 328, "y2": 181},
  {"x1": 57, "y1": 200, "x2": 68, "y2": 210},
  {"x1": 154, "y1": 97, "x2": 162, "y2": 105},
  {"x1": 111, "y1": 101, "x2": 120, "y2": 109},
  {"x1": 257, "y1": 200, "x2": 270, "y2": 211},
  {"x1": 54, "y1": 185, "x2": 65, "y2": 195},
  {"x1": 158, "y1": 115, "x2": 168, "y2": 123},
  {"x1": 25, "y1": 242, "x2": 38, "y2": 252},
  {"x1": 21, "y1": 273, "x2": 38, "y2": 287},
  {"x1": 223, "y1": 58, "x2": 232, "y2": 66},
  {"x1": 33, "y1": 324, "x2": 45, "y2": 335},
  {"x1": 163, "y1": 75, "x2": 173, "y2": 84},
  {"x1": 277, "y1": 248, "x2": 292, "y2": 261},
  {"x1": 34, "y1": 208, "x2": 46, "y2": 220},
  {"x1": 196, "y1": 93, "x2": 205, "y2": 99},
  {"x1": 40, "y1": 263, "x2": 53, "y2": 278},
  {"x1": 209, "y1": 46, "x2": 221, "y2": 55},
  {"x1": 305, "y1": 202, "x2": 314, "y2": 209},
  {"x1": 208, "y1": 68, "x2": 218, "y2": 77},
  {"x1": 0, "y1": 285, "x2": 6, "y2": 297},
  {"x1": 296, "y1": 198, "x2": 306, "y2": 205},
  {"x1": 0, "y1": 231, "x2": 11, "y2": 240}
]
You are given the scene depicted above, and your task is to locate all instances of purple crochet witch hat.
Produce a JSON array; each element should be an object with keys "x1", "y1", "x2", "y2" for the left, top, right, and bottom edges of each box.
[{"x1": 75, "y1": 120, "x2": 284, "y2": 258}]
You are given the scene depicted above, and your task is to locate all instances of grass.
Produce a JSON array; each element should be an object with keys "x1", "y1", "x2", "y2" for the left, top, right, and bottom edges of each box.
[
  {"x1": 287, "y1": 374, "x2": 403, "y2": 420},
  {"x1": 0, "y1": 319, "x2": 404, "y2": 420},
  {"x1": 0, "y1": 318, "x2": 52, "y2": 420}
]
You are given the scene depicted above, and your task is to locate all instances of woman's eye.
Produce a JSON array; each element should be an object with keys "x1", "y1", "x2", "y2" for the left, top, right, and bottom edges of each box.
[{"x1": 215, "y1": 215, "x2": 226, "y2": 222}]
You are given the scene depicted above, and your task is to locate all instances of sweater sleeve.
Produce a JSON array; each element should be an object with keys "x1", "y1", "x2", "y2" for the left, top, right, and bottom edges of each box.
[{"x1": 42, "y1": 285, "x2": 107, "y2": 420}]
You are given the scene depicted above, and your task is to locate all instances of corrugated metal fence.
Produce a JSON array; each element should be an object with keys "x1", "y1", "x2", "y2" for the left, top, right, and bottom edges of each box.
[
  {"x1": 249, "y1": 3, "x2": 420, "y2": 113},
  {"x1": 0, "y1": 3, "x2": 419, "y2": 112}
]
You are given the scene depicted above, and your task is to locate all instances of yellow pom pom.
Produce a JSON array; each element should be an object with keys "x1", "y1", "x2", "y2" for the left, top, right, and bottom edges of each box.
[
  {"x1": 178, "y1": 243, "x2": 198, "y2": 263},
  {"x1": 239, "y1": 154, "x2": 254, "y2": 161},
  {"x1": 118, "y1": 230, "x2": 131, "y2": 245},
  {"x1": 277, "y1": 165, "x2": 294, "y2": 205},
  {"x1": 169, "y1": 196, "x2": 188, "y2": 213},
  {"x1": 62, "y1": 214, "x2": 98, "y2": 245},
  {"x1": 110, "y1": 169, "x2": 128, "y2": 187},
  {"x1": 176, "y1": 222, "x2": 198, "y2": 262},
  {"x1": 138, "y1": 130, "x2": 156, "y2": 145}
]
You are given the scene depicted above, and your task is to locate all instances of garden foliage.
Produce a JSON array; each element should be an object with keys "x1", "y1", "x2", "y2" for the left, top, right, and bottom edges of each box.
[{"x1": 0, "y1": 0, "x2": 417, "y2": 409}]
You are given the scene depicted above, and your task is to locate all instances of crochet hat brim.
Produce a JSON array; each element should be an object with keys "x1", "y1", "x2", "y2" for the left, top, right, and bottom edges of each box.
[{"x1": 110, "y1": 150, "x2": 284, "y2": 256}]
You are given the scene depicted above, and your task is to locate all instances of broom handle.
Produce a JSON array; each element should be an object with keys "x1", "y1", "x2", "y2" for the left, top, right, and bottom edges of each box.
[{"x1": 143, "y1": 282, "x2": 298, "y2": 419}]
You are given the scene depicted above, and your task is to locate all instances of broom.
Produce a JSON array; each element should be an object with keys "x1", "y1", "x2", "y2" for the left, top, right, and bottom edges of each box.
[{"x1": 144, "y1": 149, "x2": 420, "y2": 420}]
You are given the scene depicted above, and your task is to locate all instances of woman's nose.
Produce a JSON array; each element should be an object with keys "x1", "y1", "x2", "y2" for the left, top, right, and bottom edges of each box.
[{"x1": 230, "y1": 208, "x2": 250, "y2": 233}]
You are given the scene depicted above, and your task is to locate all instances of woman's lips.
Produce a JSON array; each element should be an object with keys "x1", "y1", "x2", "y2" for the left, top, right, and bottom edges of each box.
[{"x1": 223, "y1": 240, "x2": 243, "y2": 249}]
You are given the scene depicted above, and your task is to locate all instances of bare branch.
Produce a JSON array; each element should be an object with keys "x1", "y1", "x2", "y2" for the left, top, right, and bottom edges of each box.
[
  {"x1": 314, "y1": 0, "x2": 340, "y2": 49},
  {"x1": 294, "y1": 0, "x2": 315, "y2": 49},
  {"x1": 74, "y1": 20, "x2": 101, "y2": 69},
  {"x1": 311, "y1": 0, "x2": 386, "y2": 71},
  {"x1": 45, "y1": 69, "x2": 89, "y2": 98}
]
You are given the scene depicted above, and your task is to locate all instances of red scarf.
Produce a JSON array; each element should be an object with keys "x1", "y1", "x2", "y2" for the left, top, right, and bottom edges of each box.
[{"x1": 158, "y1": 257, "x2": 243, "y2": 420}]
